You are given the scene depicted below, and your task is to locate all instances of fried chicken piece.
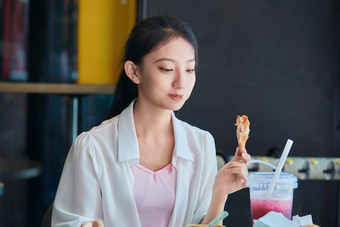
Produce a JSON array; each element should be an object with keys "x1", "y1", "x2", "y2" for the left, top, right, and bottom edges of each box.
[{"x1": 235, "y1": 115, "x2": 250, "y2": 154}]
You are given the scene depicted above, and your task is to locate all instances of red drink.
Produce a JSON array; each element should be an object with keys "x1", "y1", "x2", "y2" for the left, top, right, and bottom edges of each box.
[
  {"x1": 250, "y1": 199, "x2": 293, "y2": 220},
  {"x1": 246, "y1": 168, "x2": 298, "y2": 225}
]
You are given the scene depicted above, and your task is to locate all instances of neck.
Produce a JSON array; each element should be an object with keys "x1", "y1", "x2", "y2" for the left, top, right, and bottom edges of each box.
[{"x1": 133, "y1": 99, "x2": 173, "y2": 138}]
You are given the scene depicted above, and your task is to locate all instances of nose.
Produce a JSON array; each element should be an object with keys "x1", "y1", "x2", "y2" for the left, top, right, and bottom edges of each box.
[{"x1": 172, "y1": 70, "x2": 186, "y2": 89}]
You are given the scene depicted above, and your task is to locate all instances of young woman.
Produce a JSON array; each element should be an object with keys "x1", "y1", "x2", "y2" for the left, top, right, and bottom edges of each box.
[{"x1": 52, "y1": 15, "x2": 250, "y2": 227}]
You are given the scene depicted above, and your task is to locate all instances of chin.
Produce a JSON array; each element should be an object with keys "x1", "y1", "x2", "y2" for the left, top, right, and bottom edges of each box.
[
  {"x1": 172, "y1": 107, "x2": 182, "y2": 111},
  {"x1": 169, "y1": 102, "x2": 185, "y2": 111}
]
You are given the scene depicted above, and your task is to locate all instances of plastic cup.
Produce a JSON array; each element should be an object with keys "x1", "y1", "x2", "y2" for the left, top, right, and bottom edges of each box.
[{"x1": 246, "y1": 171, "x2": 298, "y2": 222}]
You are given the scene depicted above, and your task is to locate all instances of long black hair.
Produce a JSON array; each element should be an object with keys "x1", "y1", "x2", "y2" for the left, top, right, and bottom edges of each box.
[{"x1": 106, "y1": 15, "x2": 198, "y2": 119}]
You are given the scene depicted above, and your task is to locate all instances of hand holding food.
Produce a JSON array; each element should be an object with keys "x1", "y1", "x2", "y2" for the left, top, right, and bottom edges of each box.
[{"x1": 213, "y1": 148, "x2": 251, "y2": 198}]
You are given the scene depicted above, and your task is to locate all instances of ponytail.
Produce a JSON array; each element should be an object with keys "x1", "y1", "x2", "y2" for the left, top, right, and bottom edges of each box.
[{"x1": 106, "y1": 70, "x2": 137, "y2": 119}]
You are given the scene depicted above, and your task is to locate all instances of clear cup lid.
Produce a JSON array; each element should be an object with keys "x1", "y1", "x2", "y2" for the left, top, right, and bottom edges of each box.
[{"x1": 246, "y1": 172, "x2": 298, "y2": 189}]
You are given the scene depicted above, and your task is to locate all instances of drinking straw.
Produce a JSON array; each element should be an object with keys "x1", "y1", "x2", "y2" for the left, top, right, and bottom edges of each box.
[
  {"x1": 207, "y1": 211, "x2": 229, "y2": 227},
  {"x1": 267, "y1": 139, "x2": 294, "y2": 197}
]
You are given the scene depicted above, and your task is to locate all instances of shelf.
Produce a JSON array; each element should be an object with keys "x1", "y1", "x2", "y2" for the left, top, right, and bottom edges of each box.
[{"x1": 0, "y1": 82, "x2": 116, "y2": 95}]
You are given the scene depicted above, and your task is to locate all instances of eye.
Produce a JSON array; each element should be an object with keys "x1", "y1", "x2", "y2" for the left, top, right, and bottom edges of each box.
[
  {"x1": 159, "y1": 67, "x2": 173, "y2": 72},
  {"x1": 186, "y1": 69, "x2": 195, "y2": 73}
]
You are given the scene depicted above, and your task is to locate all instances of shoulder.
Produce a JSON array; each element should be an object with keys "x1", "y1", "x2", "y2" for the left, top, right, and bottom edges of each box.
[
  {"x1": 177, "y1": 119, "x2": 217, "y2": 172},
  {"x1": 72, "y1": 116, "x2": 119, "y2": 155},
  {"x1": 87, "y1": 116, "x2": 119, "y2": 135},
  {"x1": 176, "y1": 119, "x2": 216, "y2": 161},
  {"x1": 177, "y1": 119, "x2": 214, "y2": 142},
  {"x1": 69, "y1": 117, "x2": 120, "y2": 174},
  {"x1": 76, "y1": 116, "x2": 119, "y2": 143}
]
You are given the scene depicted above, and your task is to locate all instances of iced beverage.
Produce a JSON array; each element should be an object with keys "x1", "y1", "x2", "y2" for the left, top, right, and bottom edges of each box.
[
  {"x1": 250, "y1": 199, "x2": 292, "y2": 220},
  {"x1": 246, "y1": 171, "x2": 297, "y2": 222}
]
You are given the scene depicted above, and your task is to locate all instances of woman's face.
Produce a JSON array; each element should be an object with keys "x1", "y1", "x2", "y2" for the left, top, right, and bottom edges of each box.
[{"x1": 135, "y1": 37, "x2": 196, "y2": 111}]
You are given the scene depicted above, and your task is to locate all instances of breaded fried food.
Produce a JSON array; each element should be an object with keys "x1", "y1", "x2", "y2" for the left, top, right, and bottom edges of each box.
[{"x1": 235, "y1": 115, "x2": 250, "y2": 154}]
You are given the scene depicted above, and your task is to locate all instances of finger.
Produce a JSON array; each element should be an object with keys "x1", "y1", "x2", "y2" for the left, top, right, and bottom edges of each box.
[
  {"x1": 227, "y1": 166, "x2": 246, "y2": 174},
  {"x1": 225, "y1": 163, "x2": 244, "y2": 170},
  {"x1": 241, "y1": 178, "x2": 247, "y2": 188},
  {"x1": 227, "y1": 165, "x2": 248, "y2": 178},
  {"x1": 227, "y1": 160, "x2": 246, "y2": 168},
  {"x1": 225, "y1": 165, "x2": 246, "y2": 176},
  {"x1": 222, "y1": 163, "x2": 239, "y2": 173},
  {"x1": 234, "y1": 147, "x2": 241, "y2": 157},
  {"x1": 222, "y1": 157, "x2": 248, "y2": 173},
  {"x1": 82, "y1": 221, "x2": 104, "y2": 227},
  {"x1": 241, "y1": 152, "x2": 251, "y2": 163},
  {"x1": 236, "y1": 148, "x2": 250, "y2": 163},
  {"x1": 94, "y1": 221, "x2": 104, "y2": 227},
  {"x1": 223, "y1": 162, "x2": 244, "y2": 172},
  {"x1": 233, "y1": 148, "x2": 246, "y2": 162}
]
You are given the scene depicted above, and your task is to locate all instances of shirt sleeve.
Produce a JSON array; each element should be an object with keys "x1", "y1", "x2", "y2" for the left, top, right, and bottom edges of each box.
[
  {"x1": 52, "y1": 132, "x2": 104, "y2": 227},
  {"x1": 191, "y1": 132, "x2": 217, "y2": 223}
]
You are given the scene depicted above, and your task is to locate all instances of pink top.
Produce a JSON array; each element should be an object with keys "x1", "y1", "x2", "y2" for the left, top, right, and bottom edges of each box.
[{"x1": 130, "y1": 163, "x2": 177, "y2": 227}]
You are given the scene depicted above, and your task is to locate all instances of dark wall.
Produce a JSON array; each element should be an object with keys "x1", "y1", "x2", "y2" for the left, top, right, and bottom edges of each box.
[{"x1": 146, "y1": 0, "x2": 339, "y2": 226}]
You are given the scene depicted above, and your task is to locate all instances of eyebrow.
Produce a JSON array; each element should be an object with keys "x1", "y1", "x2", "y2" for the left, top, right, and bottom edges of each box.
[{"x1": 153, "y1": 58, "x2": 195, "y2": 64}]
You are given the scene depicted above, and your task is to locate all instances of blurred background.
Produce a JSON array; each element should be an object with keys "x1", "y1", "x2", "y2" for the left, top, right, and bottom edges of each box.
[{"x1": 0, "y1": 0, "x2": 339, "y2": 226}]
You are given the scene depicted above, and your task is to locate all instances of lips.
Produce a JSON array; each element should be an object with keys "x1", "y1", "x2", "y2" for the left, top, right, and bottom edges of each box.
[{"x1": 169, "y1": 94, "x2": 184, "y2": 101}]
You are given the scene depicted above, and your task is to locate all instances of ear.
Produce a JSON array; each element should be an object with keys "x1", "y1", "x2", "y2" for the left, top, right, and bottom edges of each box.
[{"x1": 124, "y1": 60, "x2": 140, "y2": 84}]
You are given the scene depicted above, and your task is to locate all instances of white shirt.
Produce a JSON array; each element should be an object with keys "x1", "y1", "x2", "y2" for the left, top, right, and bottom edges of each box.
[{"x1": 52, "y1": 101, "x2": 217, "y2": 227}]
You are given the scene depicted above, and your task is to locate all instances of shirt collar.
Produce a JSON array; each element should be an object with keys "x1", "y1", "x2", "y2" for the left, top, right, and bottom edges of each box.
[
  {"x1": 117, "y1": 100, "x2": 139, "y2": 164},
  {"x1": 117, "y1": 100, "x2": 194, "y2": 165},
  {"x1": 171, "y1": 112, "x2": 194, "y2": 162}
]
